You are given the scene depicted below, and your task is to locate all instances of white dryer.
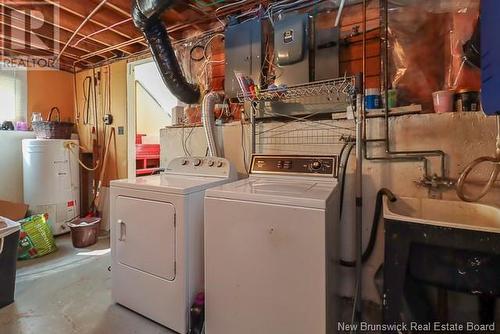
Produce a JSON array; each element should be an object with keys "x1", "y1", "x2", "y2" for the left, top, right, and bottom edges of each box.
[
  {"x1": 204, "y1": 155, "x2": 341, "y2": 334},
  {"x1": 110, "y1": 157, "x2": 237, "y2": 334}
]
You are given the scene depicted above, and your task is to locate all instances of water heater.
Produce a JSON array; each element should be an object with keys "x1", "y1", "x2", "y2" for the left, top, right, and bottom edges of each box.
[{"x1": 22, "y1": 139, "x2": 80, "y2": 236}]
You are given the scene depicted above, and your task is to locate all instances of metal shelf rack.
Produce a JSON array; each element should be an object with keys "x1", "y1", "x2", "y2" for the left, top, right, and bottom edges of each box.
[
  {"x1": 245, "y1": 75, "x2": 362, "y2": 154},
  {"x1": 238, "y1": 76, "x2": 357, "y2": 103}
]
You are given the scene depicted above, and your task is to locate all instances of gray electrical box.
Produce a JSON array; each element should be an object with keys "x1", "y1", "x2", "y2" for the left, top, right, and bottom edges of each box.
[
  {"x1": 224, "y1": 19, "x2": 263, "y2": 98},
  {"x1": 314, "y1": 24, "x2": 340, "y2": 81},
  {"x1": 274, "y1": 14, "x2": 311, "y2": 86}
]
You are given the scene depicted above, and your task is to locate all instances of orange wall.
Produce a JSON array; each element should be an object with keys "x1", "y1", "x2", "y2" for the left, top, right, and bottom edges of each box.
[{"x1": 27, "y1": 69, "x2": 75, "y2": 123}]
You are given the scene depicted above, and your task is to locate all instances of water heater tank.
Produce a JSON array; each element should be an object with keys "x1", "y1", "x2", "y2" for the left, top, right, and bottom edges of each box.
[{"x1": 22, "y1": 139, "x2": 80, "y2": 236}]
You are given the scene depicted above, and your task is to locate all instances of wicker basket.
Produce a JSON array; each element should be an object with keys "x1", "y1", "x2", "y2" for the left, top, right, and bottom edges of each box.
[{"x1": 32, "y1": 107, "x2": 74, "y2": 139}]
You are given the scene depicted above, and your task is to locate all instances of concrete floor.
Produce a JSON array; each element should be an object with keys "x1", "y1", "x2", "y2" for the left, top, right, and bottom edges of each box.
[
  {"x1": 0, "y1": 234, "x2": 176, "y2": 334},
  {"x1": 0, "y1": 234, "x2": 382, "y2": 334}
]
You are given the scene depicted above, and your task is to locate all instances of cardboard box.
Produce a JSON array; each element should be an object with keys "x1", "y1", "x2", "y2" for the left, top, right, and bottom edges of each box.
[{"x1": 0, "y1": 200, "x2": 28, "y2": 221}]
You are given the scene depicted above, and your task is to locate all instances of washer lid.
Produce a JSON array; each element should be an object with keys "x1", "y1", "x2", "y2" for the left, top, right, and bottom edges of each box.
[
  {"x1": 205, "y1": 177, "x2": 338, "y2": 209},
  {"x1": 111, "y1": 174, "x2": 232, "y2": 195}
]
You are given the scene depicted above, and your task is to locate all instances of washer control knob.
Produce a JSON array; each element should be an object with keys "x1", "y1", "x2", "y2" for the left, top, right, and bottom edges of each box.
[
  {"x1": 311, "y1": 161, "x2": 322, "y2": 170},
  {"x1": 193, "y1": 159, "x2": 202, "y2": 167},
  {"x1": 181, "y1": 159, "x2": 189, "y2": 166},
  {"x1": 217, "y1": 161, "x2": 224, "y2": 168},
  {"x1": 208, "y1": 160, "x2": 215, "y2": 167}
]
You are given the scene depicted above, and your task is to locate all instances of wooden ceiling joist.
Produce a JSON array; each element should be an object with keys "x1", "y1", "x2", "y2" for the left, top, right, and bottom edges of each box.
[{"x1": 0, "y1": 0, "x2": 272, "y2": 71}]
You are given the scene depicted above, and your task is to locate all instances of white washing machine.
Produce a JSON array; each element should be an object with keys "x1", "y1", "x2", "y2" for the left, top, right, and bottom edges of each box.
[
  {"x1": 110, "y1": 156, "x2": 237, "y2": 334},
  {"x1": 204, "y1": 155, "x2": 341, "y2": 334}
]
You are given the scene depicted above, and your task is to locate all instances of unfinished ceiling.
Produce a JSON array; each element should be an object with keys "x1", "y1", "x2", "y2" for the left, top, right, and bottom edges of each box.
[{"x1": 0, "y1": 0, "x2": 263, "y2": 72}]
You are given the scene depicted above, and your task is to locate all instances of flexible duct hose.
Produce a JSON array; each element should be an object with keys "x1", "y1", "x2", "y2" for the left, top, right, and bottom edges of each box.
[
  {"x1": 202, "y1": 92, "x2": 221, "y2": 157},
  {"x1": 456, "y1": 115, "x2": 500, "y2": 202},
  {"x1": 132, "y1": 0, "x2": 200, "y2": 104}
]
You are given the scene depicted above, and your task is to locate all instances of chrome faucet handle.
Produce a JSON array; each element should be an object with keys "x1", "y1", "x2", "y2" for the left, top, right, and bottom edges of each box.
[{"x1": 415, "y1": 174, "x2": 455, "y2": 189}]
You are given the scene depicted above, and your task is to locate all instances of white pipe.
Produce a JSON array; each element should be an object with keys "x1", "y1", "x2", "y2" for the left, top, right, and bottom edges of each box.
[
  {"x1": 56, "y1": 0, "x2": 109, "y2": 62},
  {"x1": 335, "y1": 0, "x2": 347, "y2": 27},
  {"x1": 202, "y1": 92, "x2": 222, "y2": 157}
]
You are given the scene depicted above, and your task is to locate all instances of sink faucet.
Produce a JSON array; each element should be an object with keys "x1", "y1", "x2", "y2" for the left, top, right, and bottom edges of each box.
[{"x1": 416, "y1": 174, "x2": 455, "y2": 198}]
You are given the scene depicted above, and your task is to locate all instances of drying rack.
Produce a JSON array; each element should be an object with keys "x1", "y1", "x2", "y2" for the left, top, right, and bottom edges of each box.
[{"x1": 241, "y1": 75, "x2": 361, "y2": 154}]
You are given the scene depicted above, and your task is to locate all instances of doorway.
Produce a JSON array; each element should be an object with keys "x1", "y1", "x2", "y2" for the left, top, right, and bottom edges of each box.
[{"x1": 127, "y1": 59, "x2": 179, "y2": 177}]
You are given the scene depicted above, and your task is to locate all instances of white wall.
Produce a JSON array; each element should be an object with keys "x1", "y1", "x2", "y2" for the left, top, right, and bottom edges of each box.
[
  {"x1": 134, "y1": 61, "x2": 178, "y2": 121},
  {"x1": 0, "y1": 131, "x2": 36, "y2": 203},
  {"x1": 160, "y1": 112, "x2": 500, "y2": 303},
  {"x1": 136, "y1": 83, "x2": 171, "y2": 143}
]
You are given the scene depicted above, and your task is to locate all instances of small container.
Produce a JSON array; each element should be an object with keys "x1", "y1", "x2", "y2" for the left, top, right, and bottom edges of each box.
[
  {"x1": 432, "y1": 90, "x2": 455, "y2": 113},
  {"x1": 68, "y1": 217, "x2": 101, "y2": 248},
  {"x1": 31, "y1": 112, "x2": 43, "y2": 123},
  {"x1": 387, "y1": 89, "x2": 398, "y2": 108},
  {"x1": 455, "y1": 89, "x2": 480, "y2": 112},
  {"x1": 15, "y1": 121, "x2": 29, "y2": 131},
  {"x1": 365, "y1": 88, "x2": 381, "y2": 110}
]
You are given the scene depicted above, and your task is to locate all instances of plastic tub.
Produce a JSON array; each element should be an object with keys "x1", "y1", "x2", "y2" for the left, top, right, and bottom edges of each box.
[
  {"x1": 0, "y1": 217, "x2": 21, "y2": 309},
  {"x1": 68, "y1": 218, "x2": 101, "y2": 248}
]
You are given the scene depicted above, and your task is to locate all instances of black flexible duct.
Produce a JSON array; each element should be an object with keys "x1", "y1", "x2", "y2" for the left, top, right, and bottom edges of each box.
[{"x1": 132, "y1": 0, "x2": 201, "y2": 104}]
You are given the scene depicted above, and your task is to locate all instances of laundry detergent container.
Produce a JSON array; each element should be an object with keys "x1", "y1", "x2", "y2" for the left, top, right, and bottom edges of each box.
[{"x1": 0, "y1": 217, "x2": 20, "y2": 309}]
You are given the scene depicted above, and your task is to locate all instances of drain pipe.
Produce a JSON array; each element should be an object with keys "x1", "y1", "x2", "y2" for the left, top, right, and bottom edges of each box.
[{"x1": 202, "y1": 92, "x2": 222, "y2": 157}]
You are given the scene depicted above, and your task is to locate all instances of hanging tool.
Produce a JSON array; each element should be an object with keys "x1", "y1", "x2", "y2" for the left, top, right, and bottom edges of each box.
[
  {"x1": 82, "y1": 76, "x2": 93, "y2": 125},
  {"x1": 88, "y1": 127, "x2": 116, "y2": 216}
]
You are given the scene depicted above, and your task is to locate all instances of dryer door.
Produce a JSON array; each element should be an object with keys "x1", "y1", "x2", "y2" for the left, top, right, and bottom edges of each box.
[{"x1": 115, "y1": 196, "x2": 176, "y2": 281}]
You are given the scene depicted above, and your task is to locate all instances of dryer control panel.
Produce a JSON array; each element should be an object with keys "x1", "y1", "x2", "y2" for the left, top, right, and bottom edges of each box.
[
  {"x1": 165, "y1": 157, "x2": 237, "y2": 179},
  {"x1": 250, "y1": 155, "x2": 337, "y2": 177}
]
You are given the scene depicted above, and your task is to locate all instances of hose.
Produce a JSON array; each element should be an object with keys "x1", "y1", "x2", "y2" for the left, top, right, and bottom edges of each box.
[
  {"x1": 65, "y1": 141, "x2": 100, "y2": 171},
  {"x1": 202, "y1": 92, "x2": 222, "y2": 157},
  {"x1": 340, "y1": 188, "x2": 396, "y2": 267},
  {"x1": 337, "y1": 141, "x2": 397, "y2": 267},
  {"x1": 456, "y1": 115, "x2": 500, "y2": 202}
]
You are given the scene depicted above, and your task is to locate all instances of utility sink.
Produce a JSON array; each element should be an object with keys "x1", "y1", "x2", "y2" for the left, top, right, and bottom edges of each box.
[
  {"x1": 384, "y1": 197, "x2": 500, "y2": 234},
  {"x1": 382, "y1": 197, "x2": 500, "y2": 327}
]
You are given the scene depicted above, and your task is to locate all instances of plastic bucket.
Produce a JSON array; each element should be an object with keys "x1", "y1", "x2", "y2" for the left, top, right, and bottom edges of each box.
[{"x1": 68, "y1": 218, "x2": 101, "y2": 248}]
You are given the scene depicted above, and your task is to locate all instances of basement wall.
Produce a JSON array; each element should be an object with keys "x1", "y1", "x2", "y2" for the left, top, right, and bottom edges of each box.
[{"x1": 27, "y1": 69, "x2": 75, "y2": 123}]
